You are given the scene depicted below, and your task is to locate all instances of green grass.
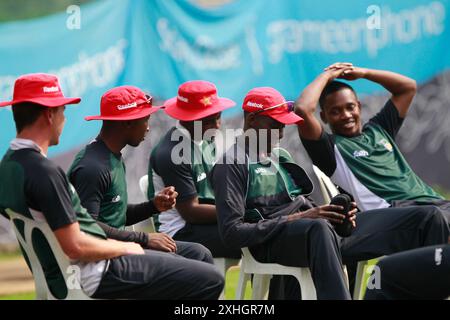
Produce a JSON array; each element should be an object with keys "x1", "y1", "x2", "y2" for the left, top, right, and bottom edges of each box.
[
  {"x1": 225, "y1": 267, "x2": 252, "y2": 300},
  {"x1": 1, "y1": 264, "x2": 388, "y2": 300},
  {"x1": 0, "y1": 266, "x2": 251, "y2": 300},
  {"x1": 0, "y1": 250, "x2": 22, "y2": 262},
  {"x1": 0, "y1": 292, "x2": 35, "y2": 300}
]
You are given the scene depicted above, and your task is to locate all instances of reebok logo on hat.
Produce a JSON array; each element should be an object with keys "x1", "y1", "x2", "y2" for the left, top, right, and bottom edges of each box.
[
  {"x1": 242, "y1": 87, "x2": 303, "y2": 125},
  {"x1": 246, "y1": 101, "x2": 264, "y2": 109},
  {"x1": 85, "y1": 85, "x2": 161, "y2": 121},
  {"x1": 0, "y1": 73, "x2": 81, "y2": 108},
  {"x1": 178, "y1": 95, "x2": 189, "y2": 103},
  {"x1": 43, "y1": 86, "x2": 60, "y2": 93},
  {"x1": 117, "y1": 102, "x2": 137, "y2": 110}
]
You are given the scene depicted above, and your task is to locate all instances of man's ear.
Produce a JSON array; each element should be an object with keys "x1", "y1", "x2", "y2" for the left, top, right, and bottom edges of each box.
[
  {"x1": 247, "y1": 113, "x2": 256, "y2": 127},
  {"x1": 44, "y1": 108, "x2": 53, "y2": 124},
  {"x1": 320, "y1": 110, "x2": 328, "y2": 124}
]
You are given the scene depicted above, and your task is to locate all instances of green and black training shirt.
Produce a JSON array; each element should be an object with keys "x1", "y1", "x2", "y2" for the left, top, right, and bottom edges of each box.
[
  {"x1": 68, "y1": 139, "x2": 159, "y2": 248},
  {"x1": 301, "y1": 100, "x2": 443, "y2": 212},
  {"x1": 0, "y1": 138, "x2": 107, "y2": 297},
  {"x1": 148, "y1": 125, "x2": 216, "y2": 236},
  {"x1": 210, "y1": 139, "x2": 315, "y2": 249}
]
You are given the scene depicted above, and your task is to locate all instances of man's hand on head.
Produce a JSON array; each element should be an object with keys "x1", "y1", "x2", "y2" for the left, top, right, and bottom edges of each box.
[
  {"x1": 337, "y1": 67, "x2": 368, "y2": 81},
  {"x1": 323, "y1": 62, "x2": 355, "y2": 82}
]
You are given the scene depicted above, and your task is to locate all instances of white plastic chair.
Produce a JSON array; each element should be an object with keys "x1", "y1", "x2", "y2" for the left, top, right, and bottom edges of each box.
[
  {"x1": 312, "y1": 165, "x2": 378, "y2": 300},
  {"x1": 236, "y1": 247, "x2": 316, "y2": 300},
  {"x1": 138, "y1": 174, "x2": 156, "y2": 232},
  {"x1": 312, "y1": 165, "x2": 339, "y2": 203},
  {"x1": 5, "y1": 208, "x2": 93, "y2": 300},
  {"x1": 139, "y1": 174, "x2": 149, "y2": 199},
  {"x1": 213, "y1": 257, "x2": 241, "y2": 299}
]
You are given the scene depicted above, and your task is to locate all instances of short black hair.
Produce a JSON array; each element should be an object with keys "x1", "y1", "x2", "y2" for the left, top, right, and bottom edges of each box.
[
  {"x1": 319, "y1": 81, "x2": 357, "y2": 110},
  {"x1": 12, "y1": 102, "x2": 46, "y2": 133}
]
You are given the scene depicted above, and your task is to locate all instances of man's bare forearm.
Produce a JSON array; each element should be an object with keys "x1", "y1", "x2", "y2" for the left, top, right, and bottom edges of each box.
[
  {"x1": 362, "y1": 69, "x2": 416, "y2": 97},
  {"x1": 295, "y1": 73, "x2": 331, "y2": 116},
  {"x1": 176, "y1": 202, "x2": 217, "y2": 224}
]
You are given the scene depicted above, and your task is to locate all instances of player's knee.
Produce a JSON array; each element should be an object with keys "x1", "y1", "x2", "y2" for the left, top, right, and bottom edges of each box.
[
  {"x1": 309, "y1": 218, "x2": 334, "y2": 237},
  {"x1": 200, "y1": 265, "x2": 225, "y2": 298},
  {"x1": 189, "y1": 242, "x2": 214, "y2": 264},
  {"x1": 419, "y1": 206, "x2": 447, "y2": 225}
]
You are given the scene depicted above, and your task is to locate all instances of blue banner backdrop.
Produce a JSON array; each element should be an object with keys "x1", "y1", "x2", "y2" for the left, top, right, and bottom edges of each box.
[{"x1": 0, "y1": 0, "x2": 449, "y2": 156}]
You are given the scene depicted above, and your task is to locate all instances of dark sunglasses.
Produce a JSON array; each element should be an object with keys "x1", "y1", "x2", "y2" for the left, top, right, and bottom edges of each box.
[
  {"x1": 251, "y1": 101, "x2": 295, "y2": 115},
  {"x1": 143, "y1": 94, "x2": 153, "y2": 105}
]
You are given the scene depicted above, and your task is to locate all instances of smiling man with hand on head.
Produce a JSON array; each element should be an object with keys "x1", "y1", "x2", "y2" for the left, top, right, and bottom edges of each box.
[{"x1": 296, "y1": 62, "x2": 449, "y2": 223}]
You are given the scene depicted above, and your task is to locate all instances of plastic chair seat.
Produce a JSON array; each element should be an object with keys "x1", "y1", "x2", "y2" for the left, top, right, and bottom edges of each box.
[{"x1": 6, "y1": 208, "x2": 94, "y2": 300}]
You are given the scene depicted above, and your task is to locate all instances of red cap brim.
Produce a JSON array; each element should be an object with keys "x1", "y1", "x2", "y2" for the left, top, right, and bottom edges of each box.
[
  {"x1": 269, "y1": 111, "x2": 304, "y2": 125},
  {"x1": 0, "y1": 96, "x2": 81, "y2": 107},
  {"x1": 85, "y1": 105, "x2": 161, "y2": 121},
  {"x1": 163, "y1": 97, "x2": 235, "y2": 121}
]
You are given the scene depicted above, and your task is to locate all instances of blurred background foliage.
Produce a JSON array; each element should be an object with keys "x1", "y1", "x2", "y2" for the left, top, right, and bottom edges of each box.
[
  {"x1": 0, "y1": 0, "x2": 231, "y2": 23},
  {"x1": 0, "y1": 0, "x2": 95, "y2": 22}
]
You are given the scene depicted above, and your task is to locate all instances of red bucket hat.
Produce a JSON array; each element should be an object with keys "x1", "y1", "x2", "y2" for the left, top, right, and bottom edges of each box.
[
  {"x1": 85, "y1": 85, "x2": 161, "y2": 121},
  {"x1": 0, "y1": 73, "x2": 81, "y2": 107},
  {"x1": 242, "y1": 87, "x2": 303, "y2": 125},
  {"x1": 164, "y1": 80, "x2": 236, "y2": 121}
]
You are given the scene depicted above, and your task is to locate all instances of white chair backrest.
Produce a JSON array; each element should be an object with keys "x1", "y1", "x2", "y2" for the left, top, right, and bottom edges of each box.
[
  {"x1": 139, "y1": 174, "x2": 149, "y2": 198},
  {"x1": 6, "y1": 208, "x2": 92, "y2": 300},
  {"x1": 312, "y1": 166, "x2": 378, "y2": 299},
  {"x1": 312, "y1": 165, "x2": 339, "y2": 204},
  {"x1": 137, "y1": 174, "x2": 156, "y2": 232}
]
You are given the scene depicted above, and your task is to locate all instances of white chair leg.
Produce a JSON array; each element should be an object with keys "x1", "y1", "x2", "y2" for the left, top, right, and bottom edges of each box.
[
  {"x1": 213, "y1": 258, "x2": 226, "y2": 300},
  {"x1": 342, "y1": 265, "x2": 350, "y2": 289},
  {"x1": 294, "y1": 270, "x2": 316, "y2": 300},
  {"x1": 32, "y1": 263, "x2": 49, "y2": 300},
  {"x1": 260, "y1": 275, "x2": 271, "y2": 300},
  {"x1": 251, "y1": 274, "x2": 271, "y2": 300},
  {"x1": 236, "y1": 269, "x2": 250, "y2": 300}
]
